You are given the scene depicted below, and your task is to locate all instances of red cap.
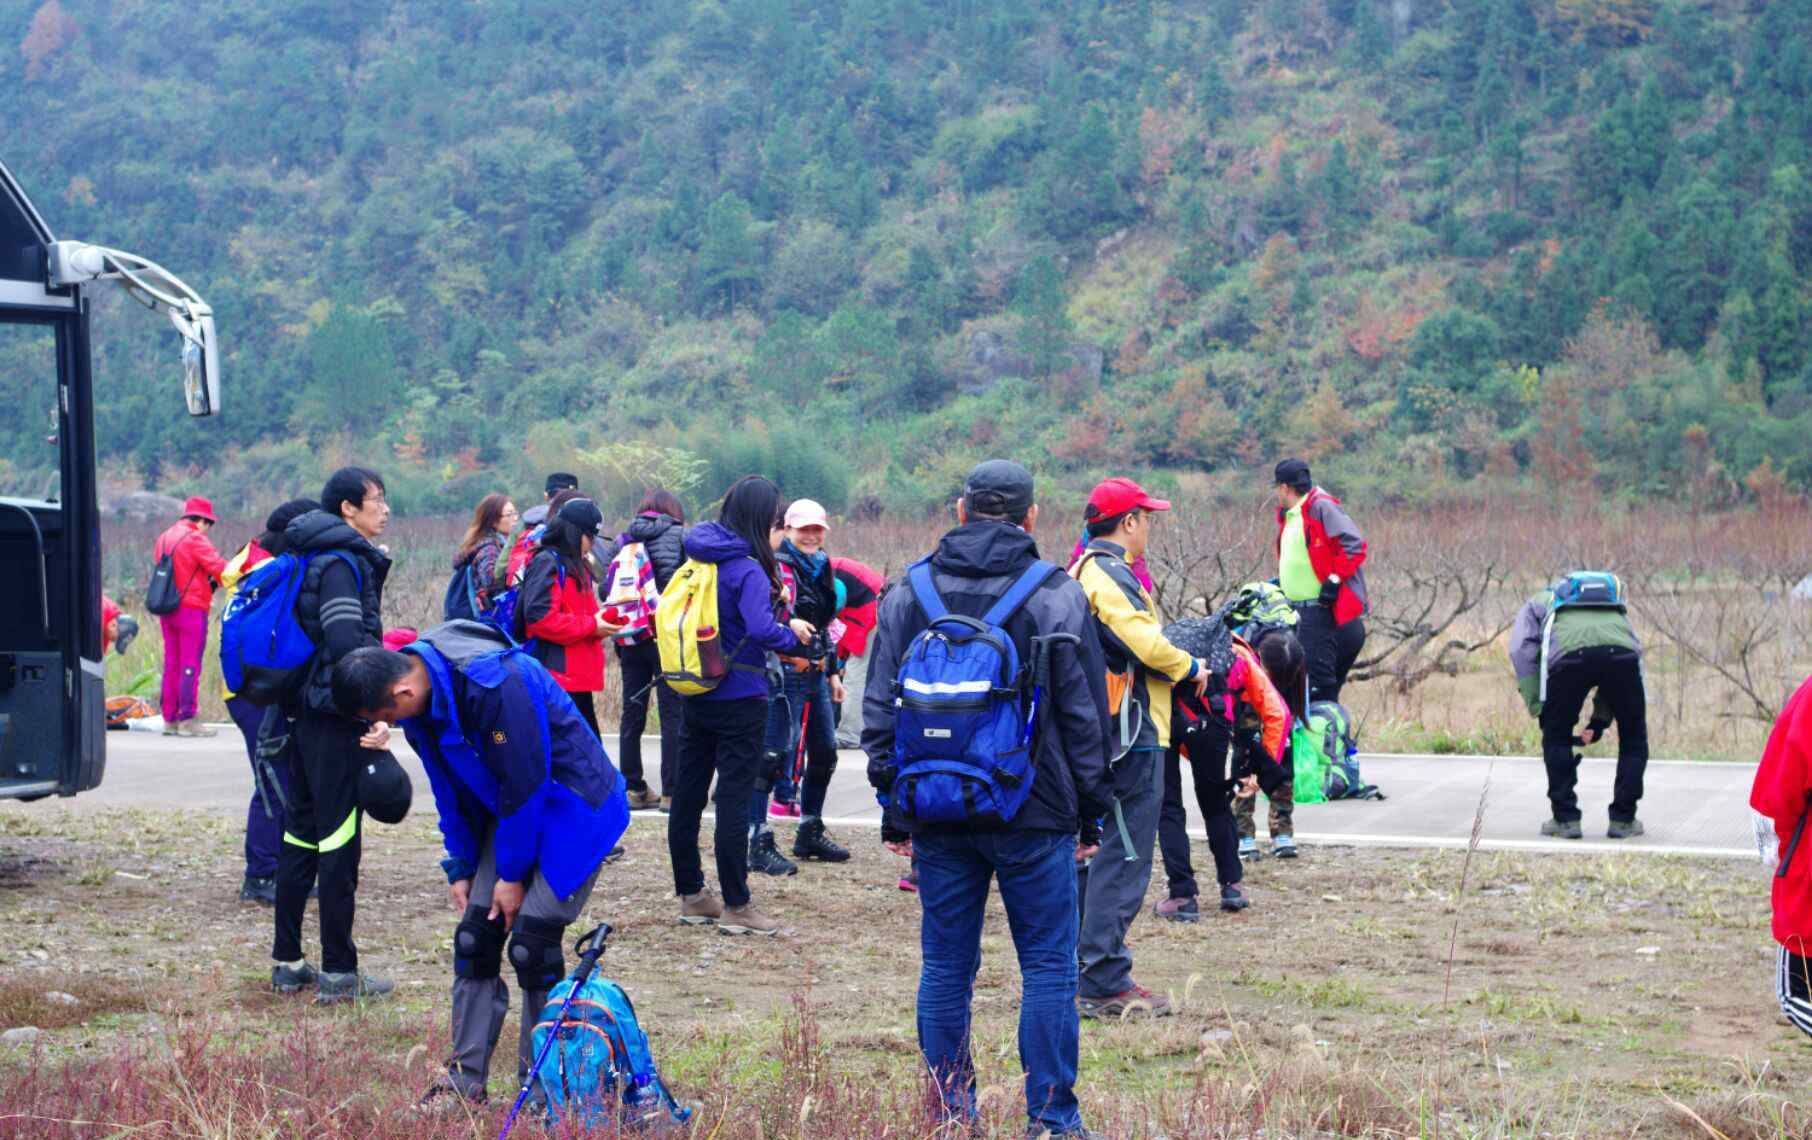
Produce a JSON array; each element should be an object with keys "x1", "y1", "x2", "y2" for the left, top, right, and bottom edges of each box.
[
  {"x1": 182, "y1": 496, "x2": 218, "y2": 524},
  {"x1": 1086, "y1": 477, "x2": 1171, "y2": 520}
]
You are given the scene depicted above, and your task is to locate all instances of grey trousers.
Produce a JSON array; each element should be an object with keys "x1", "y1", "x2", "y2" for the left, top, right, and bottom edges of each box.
[
  {"x1": 447, "y1": 837, "x2": 600, "y2": 1098},
  {"x1": 1077, "y1": 748, "x2": 1163, "y2": 1000}
]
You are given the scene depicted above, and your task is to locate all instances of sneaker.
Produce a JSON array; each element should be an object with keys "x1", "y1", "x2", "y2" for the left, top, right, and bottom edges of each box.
[
  {"x1": 678, "y1": 890, "x2": 723, "y2": 925},
  {"x1": 314, "y1": 970, "x2": 395, "y2": 1004},
  {"x1": 1219, "y1": 884, "x2": 1249, "y2": 912},
  {"x1": 1238, "y1": 837, "x2": 1261, "y2": 861},
  {"x1": 1026, "y1": 1128, "x2": 1109, "y2": 1140},
  {"x1": 719, "y1": 903, "x2": 781, "y2": 937},
  {"x1": 270, "y1": 960, "x2": 318, "y2": 994},
  {"x1": 768, "y1": 799, "x2": 801, "y2": 819},
  {"x1": 174, "y1": 718, "x2": 218, "y2": 738},
  {"x1": 1154, "y1": 895, "x2": 1199, "y2": 923},
  {"x1": 1078, "y1": 984, "x2": 1173, "y2": 1019},
  {"x1": 1272, "y1": 834, "x2": 1298, "y2": 859},
  {"x1": 1607, "y1": 818, "x2": 1645, "y2": 839},
  {"x1": 1540, "y1": 818, "x2": 1583, "y2": 839},
  {"x1": 240, "y1": 875, "x2": 277, "y2": 906},
  {"x1": 792, "y1": 819, "x2": 850, "y2": 863},
  {"x1": 898, "y1": 869, "x2": 919, "y2": 893},
  {"x1": 627, "y1": 786, "x2": 661, "y2": 811},
  {"x1": 161, "y1": 720, "x2": 178, "y2": 736},
  {"x1": 412, "y1": 1082, "x2": 487, "y2": 1116},
  {"x1": 659, "y1": 796, "x2": 672, "y2": 814},
  {"x1": 603, "y1": 845, "x2": 627, "y2": 864},
  {"x1": 750, "y1": 831, "x2": 799, "y2": 877}
]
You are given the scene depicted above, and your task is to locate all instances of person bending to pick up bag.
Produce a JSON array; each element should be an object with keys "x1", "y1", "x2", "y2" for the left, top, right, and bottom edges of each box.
[
  {"x1": 1752, "y1": 673, "x2": 1812, "y2": 1039},
  {"x1": 1508, "y1": 571, "x2": 1648, "y2": 840},
  {"x1": 331, "y1": 620, "x2": 630, "y2": 1111},
  {"x1": 862, "y1": 459, "x2": 1113, "y2": 1140}
]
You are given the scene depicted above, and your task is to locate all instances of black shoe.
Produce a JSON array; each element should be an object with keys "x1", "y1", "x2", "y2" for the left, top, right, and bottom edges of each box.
[
  {"x1": 271, "y1": 960, "x2": 318, "y2": 994},
  {"x1": 1607, "y1": 818, "x2": 1645, "y2": 839},
  {"x1": 793, "y1": 819, "x2": 850, "y2": 863},
  {"x1": 240, "y1": 875, "x2": 277, "y2": 906},
  {"x1": 1219, "y1": 884, "x2": 1249, "y2": 912},
  {"x1": 314, "y1": 970, "x2": 395, "y2": 1004},
  {"x1": 1540, "y1": 818, "x2": 1583, "y2": 839},
  {"x1": 749, "y1": 831, "x2": 798, "y2": 877}
]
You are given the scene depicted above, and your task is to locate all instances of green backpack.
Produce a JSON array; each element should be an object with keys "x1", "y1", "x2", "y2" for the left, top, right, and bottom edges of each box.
[
  {"x1": 1224, "y1": 581, "x2": 1299, "y2": 641},
  {"x1": 1299, "y1": 701, "x2": 1383, "y2": 802}
]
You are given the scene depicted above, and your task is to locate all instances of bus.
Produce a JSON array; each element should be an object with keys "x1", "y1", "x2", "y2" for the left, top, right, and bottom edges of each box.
[{"x1": 0, "y1": 157, "x2": 219, "y2": 801}]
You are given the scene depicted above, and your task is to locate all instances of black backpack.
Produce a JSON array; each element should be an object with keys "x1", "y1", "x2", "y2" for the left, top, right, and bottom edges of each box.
[{"x1": 144, "y1": 545, "x2": 183, "y2": 615}]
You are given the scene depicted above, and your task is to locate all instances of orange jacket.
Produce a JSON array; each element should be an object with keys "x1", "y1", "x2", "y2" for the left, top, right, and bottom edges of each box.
[
  {"x1": 1228, "y1": 636, "x2": 1292, "y2": 763},
  {"x1": 154, "y1": 521, "x2": 227, "y2": 611}
]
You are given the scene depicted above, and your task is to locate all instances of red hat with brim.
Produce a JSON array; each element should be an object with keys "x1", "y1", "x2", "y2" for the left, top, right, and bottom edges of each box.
[
  {"x1": 182, "y1": 496, "x2": 218, "y2": 524},
  {"x1": 1085, "y1": 477, "x2": 1171, "y2": 520}
]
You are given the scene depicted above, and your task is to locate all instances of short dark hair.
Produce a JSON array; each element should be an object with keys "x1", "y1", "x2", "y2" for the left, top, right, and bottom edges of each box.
[
  {"x1": 332, "y1": 647, "x2": 412, "y2": 718},
  {"x1": 322, "y1": 466, "x2": 385, "y2": 522},
  {"x1": 545, "y1": 472, "x2": 579, "y2": 496},
  {"x1": 1084, "y1": 509, "x2": 1135, "y2": 539}
]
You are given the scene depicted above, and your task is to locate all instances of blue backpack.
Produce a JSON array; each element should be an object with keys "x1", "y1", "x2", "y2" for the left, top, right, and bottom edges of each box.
[
  {"x1": 528, "y1": 972, "x2": 691, "y2": 1128},
  {"x1": 442, "y1": 562, "x2": 480, "y2": 622},
  {"x1": 219, "y1": 551, "x2": 360, "y2": 706},
  {"x1": 889, "y1": 558, "x2": 1057, "y2": 826},
  {"x1": 1551, "y1": 570, "x2": 1625, "y2": 611}
]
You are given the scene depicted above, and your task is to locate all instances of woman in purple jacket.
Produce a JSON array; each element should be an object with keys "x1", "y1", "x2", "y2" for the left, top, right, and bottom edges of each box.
[{"x1": 667, "y1": 475, "x2": 814, "y2": 936}]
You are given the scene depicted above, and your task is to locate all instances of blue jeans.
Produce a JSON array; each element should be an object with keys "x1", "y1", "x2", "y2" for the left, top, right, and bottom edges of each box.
[
  {"x1": 915, "y1": 829, "x2": 1083, "y2": 1134},
  {"x1": 751, "y1": 669, "x2": 839, "y2": 827}
]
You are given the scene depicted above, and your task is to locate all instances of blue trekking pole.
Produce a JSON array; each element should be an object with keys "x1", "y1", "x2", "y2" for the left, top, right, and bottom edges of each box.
[{"x1": 498, "y1": 922, "x2": 612, "y2": 1140}]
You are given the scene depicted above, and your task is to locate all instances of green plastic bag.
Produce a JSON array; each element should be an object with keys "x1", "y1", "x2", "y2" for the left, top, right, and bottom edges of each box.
[{"x1": 1290, "y1": 721, "x2": 1328, "y2": 805}]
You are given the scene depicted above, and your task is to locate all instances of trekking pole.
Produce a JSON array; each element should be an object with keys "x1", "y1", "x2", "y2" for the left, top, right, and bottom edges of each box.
[
  {"x1": 792, "y1": 690, "x2": 811, "y2": 790},
  {"x1": 498, "y1": 922, "x2": 613, "y2": 1140}
]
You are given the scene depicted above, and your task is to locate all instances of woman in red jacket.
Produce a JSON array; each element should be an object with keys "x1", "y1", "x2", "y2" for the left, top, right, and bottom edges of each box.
[
  {"x1": 1752, "y1": 674, "x2": 1812, "y2": 1037},
  {"x1": 517, "y1": 498, "x2": 619, "y2": 738}
]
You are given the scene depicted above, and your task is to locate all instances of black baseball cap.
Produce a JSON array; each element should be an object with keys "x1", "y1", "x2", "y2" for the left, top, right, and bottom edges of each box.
[
  {"x1": 545, "y1": 471, "x2": 579, "y2": 495},
  {"x1": 962, "y1": 459, "x2": 1035, "y2": 518},
  {"x1": 557, "y1": 497, "x2": 605, "y2": 538},
  {"x1": 1274, "y1": 458, "x2": 1312, "y2": 491}
]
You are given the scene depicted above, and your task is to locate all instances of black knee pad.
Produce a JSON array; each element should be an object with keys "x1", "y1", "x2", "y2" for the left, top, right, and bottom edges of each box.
[
  {"x1": 508, "y1": 915, "x2": 567, "y2": 992},
  {"x1": 454, "y1": 904, "x2": 505, "y2": 980},
  {"x1": 755, "y1": 750, "x2": 787, "y2": 794}
]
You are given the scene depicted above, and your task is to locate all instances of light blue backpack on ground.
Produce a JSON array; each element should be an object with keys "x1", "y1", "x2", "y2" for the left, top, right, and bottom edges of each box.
[{"x1": 527, "y1": 971, "x2": 691, "y2": 1129}]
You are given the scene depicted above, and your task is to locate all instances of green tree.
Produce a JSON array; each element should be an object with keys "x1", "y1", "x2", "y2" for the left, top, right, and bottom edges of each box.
[
  {"x1": 696, "y1": 193, "x2": 762, "y2": 314},
  {"x1": 1014, "y1": 255, "x2": 1075, "y2": 380}
]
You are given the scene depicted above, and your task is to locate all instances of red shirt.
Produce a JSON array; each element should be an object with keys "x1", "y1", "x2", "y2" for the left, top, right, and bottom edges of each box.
[
  {"x1": 1754, "y1": 675, "x2": 1812, "y2": 953},
  {"x1": 154, "y1": 522, "x2": 228, "y2": 611}
]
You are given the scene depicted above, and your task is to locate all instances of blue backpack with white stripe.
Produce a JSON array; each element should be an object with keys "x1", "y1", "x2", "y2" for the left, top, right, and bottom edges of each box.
[
  {"x1": 889, "y1": 558, "x2": 1057, "y2": 826},
  {"x1": 219, "y1": 550, "x2": 361, "y2": 706}
]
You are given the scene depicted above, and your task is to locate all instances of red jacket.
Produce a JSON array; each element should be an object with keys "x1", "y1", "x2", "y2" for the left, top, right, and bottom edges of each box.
[
  {"x1": 1274, "y1": 487, "x2": 1369, "y2": 625},
  {"x1": 1753, "y1": 675, "x2": 1812, "y2": 953},
  {"x1": 831, "y1": 557, "x2": 885, "y2": 659},
  {"x1": 154, "y1": 521, "x2": 228, "y2": 612},
  {"x1": 520, "y1": 550, "x2": 605, "y2": 693}
]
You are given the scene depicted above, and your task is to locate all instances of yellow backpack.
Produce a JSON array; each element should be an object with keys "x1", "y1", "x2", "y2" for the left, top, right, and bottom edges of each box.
[{"x1": 656, "y1": 559, "x2": 731, "y2": 696}]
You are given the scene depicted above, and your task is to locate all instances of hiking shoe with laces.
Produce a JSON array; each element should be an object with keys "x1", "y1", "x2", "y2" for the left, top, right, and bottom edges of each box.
[
  {"x1": 174, "y1": 718, "x2": 218, "y2": 738},
  {"x1": 270, "y1": 960, "x2": 318, "y2": 994},
  {"x1": 1219, "y1": 884, "x2": 1250, "y2": 912},
  {"x1": 1607, "y1": 818, "x2": 1645, "y2": 839},
  {"x1": 240, "y1": 875, "x2": 277, "y2": 906},
  {"x1": 792, "y1": 819, "x2": 850, "y2": 863},
  {"x1": 1154, "y1": 896, "x2": 1199, "y2": 923},
  {"x1": 1272, "y1": 834, "x2": 1298, "y2": 859},
  {"x1": 1078, "y1": 984, "x2": 1172, "y2": 1019},
  {"x1": 719, "y1": 903, "x2": 781, "y2": 937},
  {"x1": 678, "y1": 890, "x2": 723, "y2": 925},
  {"x1": 1540, "y1": 818, "x2": 1583, "y2": 839},
  {"x1": 627, "y1": 786, "x2": 661, "y2": 811},
  {"x1": 411, "y1": 1082, "x2": 487, "y2": 1117},
  {"x1": 750, "y1": 831, "x2": 799, "y2": 877},
  {"x1": 1237, "y1": 837, "x2": 1261, "y2": 861},
  {"x1": 769, "y1": 799, "x2": 800, "y2": 819},
  {"x1": 314, "y1": 970, "x2": 395, "y2": 1004}
]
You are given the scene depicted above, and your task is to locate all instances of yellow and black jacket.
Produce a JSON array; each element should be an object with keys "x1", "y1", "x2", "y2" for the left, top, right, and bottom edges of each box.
[{"x1": 1070, "y1": 539, "x2": 1198, "y2": 762}]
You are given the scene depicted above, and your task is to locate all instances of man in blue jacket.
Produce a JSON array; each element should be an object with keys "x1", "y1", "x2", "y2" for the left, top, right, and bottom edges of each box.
[{"x1": 332, "y1": 620, "x2": 629, "y2": 1108}]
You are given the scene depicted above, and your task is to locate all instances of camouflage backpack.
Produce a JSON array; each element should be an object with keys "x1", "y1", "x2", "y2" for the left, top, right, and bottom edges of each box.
[{"x1": 1223, "y1": 581, "x2": 1299, "y2": 641}]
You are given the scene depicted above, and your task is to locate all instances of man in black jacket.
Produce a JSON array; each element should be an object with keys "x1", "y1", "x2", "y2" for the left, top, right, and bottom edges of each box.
[
  {"x1": 862, "y1": 459, "x2": 1112, "y2": 1140},
  {"x1": 271, "y1": 466, "x2": 395, "y2": 1004}
]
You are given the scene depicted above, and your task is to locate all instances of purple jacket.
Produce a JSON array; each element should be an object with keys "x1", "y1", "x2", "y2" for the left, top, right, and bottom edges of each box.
[{"x1": 683, "y1": 522, "x2": 802, "y2": 702}]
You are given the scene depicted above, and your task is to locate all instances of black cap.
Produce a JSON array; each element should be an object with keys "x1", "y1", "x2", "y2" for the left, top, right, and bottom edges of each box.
[
  {"x1": 545, "y1": 472, "x2": 579, "y2": 495},
  {"x1": 356, "y1": 753, "x2": 413, "y2": 825},
  {"x1": 557, "y1": 497, "x2": 605, "y2": 538},
  {"x1": 1274, "y1": 458, "x2": 1312, "y2": 491},
  {"x1": 264, "y1": 498, "x2": 319, "y2": 535},
  {"x1": 962, "y1": 459, "x2": 1035, "y2": 518}
]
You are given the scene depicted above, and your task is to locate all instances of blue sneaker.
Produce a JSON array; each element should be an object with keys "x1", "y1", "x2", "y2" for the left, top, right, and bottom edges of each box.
[
  {"x1": 1272, "y1": 834, "x2": 1298, "y2": 859},
  {"x1": 1238, "y1": 837, "x2": 1261, "y2": 861}
]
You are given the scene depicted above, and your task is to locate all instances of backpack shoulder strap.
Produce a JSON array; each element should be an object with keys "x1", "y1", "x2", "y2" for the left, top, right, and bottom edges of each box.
[
  {"x1": 313, "y1": 549, "x2": 364, "y2": 591},
  {"x1": 983, "y1": 560, "x2": 1058, "y2": 627},
  {"x1": 906, "y1": 557, "x2": 947, "y2": 622}
]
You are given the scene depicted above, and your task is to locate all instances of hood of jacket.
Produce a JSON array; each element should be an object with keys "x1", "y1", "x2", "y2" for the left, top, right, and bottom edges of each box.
[
  {"x1": 628, "y1": 512, "x2": 680, "y2": 546},
  {"x1": 421, "y1": 619, "x2": 513, "y2": 669},
  {"x1": 929, "y1": 520, "x2": 1040, "y2": 579},
  {"x1": 683, "y1": 521, "x2": 755, "y2": 564},
  {"x1": 286, "y1": 509, "x2": 391, "y2": 568}
]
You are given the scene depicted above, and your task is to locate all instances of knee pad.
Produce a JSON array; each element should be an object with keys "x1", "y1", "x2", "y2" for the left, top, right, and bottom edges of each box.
[
  {"x1": 454, "y1": 905, "x2": 505, "y2": 980},
  {"x1": 508, "y1": 915, "x2": 567, "y2": 993},
  {"x1": 755, "y1": 750, "x2": 787, "y2": 793}
]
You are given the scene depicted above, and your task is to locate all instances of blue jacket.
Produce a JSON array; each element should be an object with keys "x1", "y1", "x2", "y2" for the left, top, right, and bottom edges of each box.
[
  {"x1": 682, "y1": 522, "x2": 803, "y2": 702},
  {"x1": 399, "y1": 620, "x2": 628, "y2": 900}
]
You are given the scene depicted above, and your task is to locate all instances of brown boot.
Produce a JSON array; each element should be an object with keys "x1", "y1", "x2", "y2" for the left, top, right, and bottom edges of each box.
[
  {"x1": 718, "y1": 903, "x2": 780, "y2": 937},
  {"x1": 677, "y1": 891, "x2": 723, "y2": 926},
  {"x1": 627, "y1": 786, "x2": 661, "y2": 811}
]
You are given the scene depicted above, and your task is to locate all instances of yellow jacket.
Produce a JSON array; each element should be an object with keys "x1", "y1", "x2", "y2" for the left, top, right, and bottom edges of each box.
[{"x1": 1071, "y1": 541, "x2": 1198, "y2": 753}]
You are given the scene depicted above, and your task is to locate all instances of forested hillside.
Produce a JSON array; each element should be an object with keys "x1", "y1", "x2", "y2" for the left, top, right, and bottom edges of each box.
[{"x1": 4, "y1": 0, "x2": 1811, "y2": 515}]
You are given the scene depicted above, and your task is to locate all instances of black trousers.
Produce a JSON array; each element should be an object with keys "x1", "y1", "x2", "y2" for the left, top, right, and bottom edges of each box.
[
  {"x1": 1157, "y1": 724, "x2": 1242, "y2": 899},
  {"x1": 274, "y1": 710, "x2": 363, "y2": 973},
  {"x1": 1297, "y1": 605, "x2": 1366, "y2": 705},
  {"x1": 570, "y1": 689, "x2": 601, "y2": 739},
  {"x1": 615, "y1": 638, "x2": 681, "y2": 795},
  {"x1": 669, "y1": 695, "x2": 764, "y2": 908},
  {"x1": 1540, "y1": 648, "x2": 1647, "y2": 823}
]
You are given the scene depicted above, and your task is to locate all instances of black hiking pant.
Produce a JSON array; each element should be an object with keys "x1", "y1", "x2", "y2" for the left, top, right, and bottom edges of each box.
[
  {"x1": 273, "y1": 710, "x2": 363, "y2": 973},
  {"x1": 616, "y1": 637, "x2": 681, "y2": 795},
  {"x1": 1157, "y1": 724, "x2": 1242, "y2": 900},
  {"x1": 1539, "y1": 647, "x2": 1647, "y2": 824},
  {"x1": 1297, "y1": 605, "x2": 1366, "y2": 705},
  {"x1": 669, "y1": 694, "x2": 764, "y2": 908}
]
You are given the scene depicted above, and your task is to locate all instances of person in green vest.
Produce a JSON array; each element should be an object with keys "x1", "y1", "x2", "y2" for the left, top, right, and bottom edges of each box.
[{"x1": 1272, "y1": 459, "x2": 1368, "y2": 705}]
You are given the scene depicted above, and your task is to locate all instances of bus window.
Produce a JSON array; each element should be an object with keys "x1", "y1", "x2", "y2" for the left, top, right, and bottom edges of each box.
[{"x1": 0, "y1": 321, "x2": 59, "y2": 502}]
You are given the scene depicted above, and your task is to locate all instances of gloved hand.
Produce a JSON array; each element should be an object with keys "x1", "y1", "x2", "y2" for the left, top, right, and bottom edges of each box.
[
  {"x1": 1079, "y1": 816, "x2": 1101, "y2": 850},
  {"x1": 880, "y1": 807, "x2": 910, "y2": 846},
  {"x1": 1318, "y1": 577, "x2": 1341, "y2": 607}
]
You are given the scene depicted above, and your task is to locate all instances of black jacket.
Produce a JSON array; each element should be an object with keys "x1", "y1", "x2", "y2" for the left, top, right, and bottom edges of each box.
[
  {"x1": 601, "y1": 513, "x2": 686, "y2": 595},
  {"x1": 286, "y1": 510, "x2": 391, "y2": 716},
  {"x1": 861, "y1": 520, "x2": 1112, "y2": 836}
]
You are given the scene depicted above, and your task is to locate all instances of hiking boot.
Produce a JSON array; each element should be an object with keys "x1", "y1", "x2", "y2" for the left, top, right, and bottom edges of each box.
[
  {"x1": 678, "y1": 890, "x2": 723, "y2": 925},
  {"x1": 1078, "y1": 984, "x2": 1172, "y2": 1019},
  {"x1": 412, "y1": 1081, "x2": 487, "y2": 1116},
  {"x1": 1540, "y1": 818, "x2": 1583, "y2": 840},
  {"x1": 1154, "y1": 895, "x2": 1199, "y2": 923},
  {"x1": 627, "y1": 786, "x2": 661, "y2": 811},
  {"x1": 768, "y1": 799, "x2": 800, "y2": 819},
  {"x1": 792, "y1": 819, "x2": 850, "y2": 863},
  {"x1": 899, "y1": 868, "x2": 919, "y2": 893},
  {"x1": 719, "y1": 903, "x2": 782, "y2": 937},
  {"x1": 1238, "y1": 837, "x2": 1261, "y2": 861},
  {"x1": 1219, "y1": 884, "x2": 1250, "y2": 912},
  {"x1": 314, "y1": 970, "x2": 395, "y2": 1004},
  {"x1": 174, "y1": 718, "x2": 218, "y2": 738},
  {"x1": 1026, "y1": 1128, "x2": 1109, "y2": 1140},
  {"x1": 750, "y1": 831, "x2": 798, "y2": 877},
  {"x1": 1607, "y1": 818, "x2": 1645, "y2": 839},
  {"x1": 240, "y1": 875, "x2": 277, "y2": 906},
  {"x1": 659, "y1": 796, "x2": 672, "y2": 814},
  {"x1": 1272, "y1": 834, "x2": 1298, "y2": 859},
  {"x1": 270, "y1": 960, "x2": 318, "y2": 994}
]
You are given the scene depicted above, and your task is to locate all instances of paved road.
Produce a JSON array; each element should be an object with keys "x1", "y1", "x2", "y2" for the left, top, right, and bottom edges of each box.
[{"x1": 66, "y1": 730, "x2": 1760, "y2": 859}]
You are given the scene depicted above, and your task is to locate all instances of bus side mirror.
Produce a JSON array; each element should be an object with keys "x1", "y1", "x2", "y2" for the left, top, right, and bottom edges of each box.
[{"x1": 180, "y1": 311, "x2": 219, "y2": 417}]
